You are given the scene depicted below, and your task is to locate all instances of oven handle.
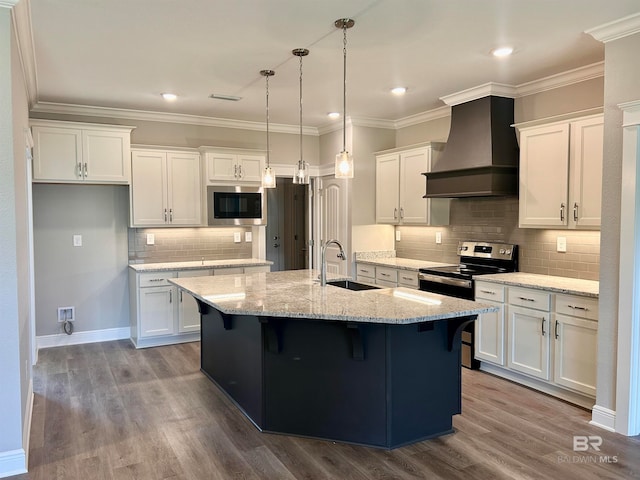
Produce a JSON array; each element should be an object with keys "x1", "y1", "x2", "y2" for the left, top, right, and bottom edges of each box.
[{"x1": 418, "y1": 273, "x2": 472, "y2": 289}]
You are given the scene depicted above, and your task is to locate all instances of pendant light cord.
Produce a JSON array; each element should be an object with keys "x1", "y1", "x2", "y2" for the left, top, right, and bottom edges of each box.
[
  {"x1": 342, "y1": 22, "x2": 347, "y2": 152},
  {"x1": 299, "y1": 53, "x2": 303, "y2": 168},
  {"x1": 266, "y1": 74, "x2": 270, "y2": 168}
]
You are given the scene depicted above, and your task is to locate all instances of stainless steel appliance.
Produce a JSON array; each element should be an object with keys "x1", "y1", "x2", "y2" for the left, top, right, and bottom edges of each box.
[
  {"x1": 207, "y1": 185, "x2": 266, "y2": 226},
  {"x1": 419, "y1": 241, "x2": 518, "y2": 369}
]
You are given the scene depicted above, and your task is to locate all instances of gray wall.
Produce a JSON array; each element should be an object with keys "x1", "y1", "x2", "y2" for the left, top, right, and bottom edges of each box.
[
  {"x1": 597, "y1": 32, "x2": 640, "y2": 412},
  {"x1": 1, "y1": 5, "x2": 32, "y2": 468},
  {"x1": 33, "y1": 184, "x2": 130, "y2": 336}
]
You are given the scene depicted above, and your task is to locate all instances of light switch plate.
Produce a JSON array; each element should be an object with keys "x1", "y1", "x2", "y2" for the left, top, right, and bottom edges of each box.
[
  {"x1": 395, "y1": 230, "x2": 401, "y2": 241},
  {"x1": 73, "y1": 234, "x2": 82, "y2": 247},
  {"x1": 436, "y1": 232, "x2": 442, "y2": 244},
  {"x1": 234, "y1": 232, "x2": 242, "y2": 243},
  {"x1": 245, "y1": 231, "x2": 252, "y2": 242},
  {"x1": 557, "y1": 236, "x2": 567, "y2": 253},
  {"x1": 146, "y1": 233, "x2": 155, "y2": 245}
]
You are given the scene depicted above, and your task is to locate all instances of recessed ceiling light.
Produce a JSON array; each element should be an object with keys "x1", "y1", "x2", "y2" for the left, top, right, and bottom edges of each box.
[
  {"x1": 328, "y1": 112, "x2": 340, "y2": 119},
  {"x1": 491, "y1": 46, "x2": 513, "y2": 58},
  {"x1": 161, "y1": 93, "x2": 177, "y2": 101},
  {"x1": 391, "y1": 87, "x2": 407, "y2": 96}
]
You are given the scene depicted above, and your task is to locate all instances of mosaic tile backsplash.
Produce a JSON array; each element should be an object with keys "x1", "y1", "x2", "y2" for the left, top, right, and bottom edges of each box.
[
  {"x1": 128, "y1": 227, "x2": 253, "y2": 264},
  {"x1": 395, "y1": 196, "x2": 600, "y2": 281}
]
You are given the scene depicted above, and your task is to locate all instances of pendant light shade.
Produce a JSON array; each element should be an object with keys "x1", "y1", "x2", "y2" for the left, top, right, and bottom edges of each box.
[
  {"x1": 334, "y1": 18, "x2": 355, "y2": 179},
  {"x1": 292, "y1": 48, "x2": 310, "y2": 185},
  {"x1": 260, "y1": 69, "x2": 276, "y2": 188}
]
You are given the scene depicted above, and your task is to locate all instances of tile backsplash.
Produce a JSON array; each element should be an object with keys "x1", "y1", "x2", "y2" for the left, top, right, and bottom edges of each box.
[
  {"x1": 396, "y1": 196, "x2": 600, "y2": 281},
  {"x1": 128, "y1": 227, "x2": 253, "y2": 264}
]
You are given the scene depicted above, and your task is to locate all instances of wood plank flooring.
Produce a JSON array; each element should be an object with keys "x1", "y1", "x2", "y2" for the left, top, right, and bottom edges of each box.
[{"x1": 12, "y1": 340, "x2": 640, "y2": 479}]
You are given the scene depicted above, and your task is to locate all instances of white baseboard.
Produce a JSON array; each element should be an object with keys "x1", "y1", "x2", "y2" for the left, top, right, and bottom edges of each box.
[
  {"x1": 0, "y1": 449, "x2": 27, "y2": 478},
  {"x1": 590, "y1": 404, "x2": 617, "y2": 432},
  {"x1": 36, "y1": 326, "x2": 130, "y2": 351}
]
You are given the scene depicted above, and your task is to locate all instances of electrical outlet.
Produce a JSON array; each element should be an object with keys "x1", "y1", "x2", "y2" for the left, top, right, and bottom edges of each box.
[
  {"x1": 57, "y1": 306, "x2": 75, "y2": 323},
  {"x1": 146, "y1": 233, "x2": 155, "y2": 245},
  {"x1": 234, "y1": 232, "x2": 241, "y2": 243},
  {"x1": 73, "y1": 234, "x2": 82, "y2": 247},
  {"x1": 557, "y1": 236, "x2": 567, "y2": 253},
  {"x1": 245, "y1": 231, "x2": 252, "y2": 242},
  {"x1": 395, "y1": 230, "x2": 401, "y2": 241},
  {"x1": 436, "y1": 232, "x2": 442, "y2": 244}
]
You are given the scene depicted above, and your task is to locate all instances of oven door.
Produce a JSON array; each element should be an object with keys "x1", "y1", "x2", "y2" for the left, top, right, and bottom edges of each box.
[{"x1": 418, "y1": 273, "x2": 473, "y2": 300}]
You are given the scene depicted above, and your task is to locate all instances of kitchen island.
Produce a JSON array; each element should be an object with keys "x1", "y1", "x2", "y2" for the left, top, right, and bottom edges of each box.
[{"x1": 170, "y1": 270, "x2": 495, "y2": 449}]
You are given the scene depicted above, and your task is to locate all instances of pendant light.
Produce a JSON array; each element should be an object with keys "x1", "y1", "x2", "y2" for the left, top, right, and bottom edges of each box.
[
  {"x1": 334, "y1": 18, "x2": 355, "y2": 178},
  {"x1": 292, "y1": 48, "x2": 310, "y2": 185},
  {"x1": 260, "y1": 69, "x2": 276, "y2": 188}
]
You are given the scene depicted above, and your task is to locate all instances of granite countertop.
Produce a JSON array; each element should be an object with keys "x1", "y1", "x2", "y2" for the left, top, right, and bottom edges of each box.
[
  {"x1": 169, "y1": 269, "x2": 496, "y2": 325},
  {"x1": 476, "y1": 272, "x2": 599, "y2": 298},
  {"x1": 129, "y1": 258, "x2": 272, "y2": 272},
  {"x1": 356, "y1": 257, "x2": 456, "y2": 272}
]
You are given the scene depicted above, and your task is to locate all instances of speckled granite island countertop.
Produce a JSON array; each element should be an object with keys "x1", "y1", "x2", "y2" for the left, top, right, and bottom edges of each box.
[
  {"x1": 477, "y1": 272, "x2": 599, "y2": 298},
  {"x1": 129, "y1": 258, "x2": 272, "y2": 272},
  {"x1": 169, "y1": 269, "x2": 496, "y2": 324}
]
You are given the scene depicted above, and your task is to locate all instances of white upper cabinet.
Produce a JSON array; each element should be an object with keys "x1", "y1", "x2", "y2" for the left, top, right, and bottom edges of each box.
[
  {"x1": 31, "y1": 120, "x2": 133, "y2": 184},
  {"x1": 518, "y1": 114, "x2": 603, "y2": 229},
  {"x1": 130, "y1": 148, "x2": 202, "y2": 227},
  {"x1": 202, "y1": 149, "x2": 264, "y2": 184},
  {"x1": 375, "y1": 143, "x2": 450, "y2": 225}
]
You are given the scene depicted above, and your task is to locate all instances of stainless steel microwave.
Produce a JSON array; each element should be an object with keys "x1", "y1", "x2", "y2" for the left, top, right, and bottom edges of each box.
[{"x1": 206, "y1": 186, "x2": 266, "y2": 226}]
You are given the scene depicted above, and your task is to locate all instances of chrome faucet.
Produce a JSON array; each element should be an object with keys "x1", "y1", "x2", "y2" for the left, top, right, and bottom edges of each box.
[{"x1": 320, "y1": 239, "x2": 346, "y2": 286}]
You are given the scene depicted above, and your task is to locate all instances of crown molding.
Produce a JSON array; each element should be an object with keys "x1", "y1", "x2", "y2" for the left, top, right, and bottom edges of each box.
[
  {"x1": 515, "y1": 62, "x2": 603, "y2": 97},
  {"x1": 9, "y1": 0, "x2": 37, "y2": 107},
  {"x1": 0, "y1": 1, "x2": 20, "y2": 7},
  {"x1": 440, "y1": 82, "x2": 518, "y2": 106},
  {"x1": 394, "y1": 106, "x2": 451, "y2": 129},
  {"x1": 30, "y1": 101, "x2": 320, "y2": 136},
  {"x1": 586, "y1": 12, "x2": 640, "y2": 43},
  {"x1": 317, "y1": 116, "x2": 395, "y2": 135}
]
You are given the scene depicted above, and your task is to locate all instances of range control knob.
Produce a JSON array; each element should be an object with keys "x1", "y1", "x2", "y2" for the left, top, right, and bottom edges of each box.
[
  {"x1": 506, "y1": 249, "x2": 511, "y2": 255},
  {"x1": 499, "y1": 249, "x2": 506, "y2": 254}
]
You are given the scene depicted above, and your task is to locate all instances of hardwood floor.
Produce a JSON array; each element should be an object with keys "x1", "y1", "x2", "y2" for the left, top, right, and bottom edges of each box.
[{"x1": 13, "y1": 340, "x2": 640, "y2": 479}]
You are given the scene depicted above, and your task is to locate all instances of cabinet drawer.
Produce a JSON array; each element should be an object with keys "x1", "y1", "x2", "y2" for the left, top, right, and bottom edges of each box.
[
  {"x1": 376, "y1": 279, "x2": 398, "y2": 288},
  {"x1": 376, "y1": 267, "x2": 398, "y2": 283},
  {"x1": 555, "y1": 294, "x2": 598, "y2": 321},
  {"x1": 214, "y1": 267, "x2": 244, "y2": 275},
  {"x1": 356, "y1": 264, "x2": 375, "y2": 279},
  {"x1": 139, "y1": 272, "x2": 176, "y2": 287},
  {"x1": 508, "y1": 287, "x2": 551, "y2": 311},
  {"x1": 244, "y1": 265, "x2": 271, "y2": 273},
  {"x1": 397, "y1": 271, "x2": 419, "y2": 288},
  {"x1": 475, "y1": 282, "x2": 505, "y2": 302}
]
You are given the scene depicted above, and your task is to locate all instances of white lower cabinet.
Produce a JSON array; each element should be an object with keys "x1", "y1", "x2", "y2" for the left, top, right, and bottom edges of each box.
[
  {"x1": 475, "y1": 281, "x2": 598, "y2": 408},
  {"x1": 139, "y1": 285, "x2": 176, "y2": 337},
  {"x1": 354, "y1": 263, "x2": 420, "y2": 290},
  {"x1": 177, "y1": 269, "x2": 212, "y2": 333}
]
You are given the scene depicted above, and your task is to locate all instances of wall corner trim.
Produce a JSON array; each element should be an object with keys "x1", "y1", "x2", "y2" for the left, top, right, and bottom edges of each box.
[{"x1": 590, "y1": 405, "x2": 617, "y2": 432}]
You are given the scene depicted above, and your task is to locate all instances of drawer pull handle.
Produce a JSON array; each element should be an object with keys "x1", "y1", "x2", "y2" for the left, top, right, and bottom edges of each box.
[
  {"x1": 518, "y1": 296, "x2": 536, "y2": 302},
  {"x1": 480, "y1": 290, "x2": 496, "y2": 295},
  {"x1": 568, "y1": 304, "x2": 589, "y2": 311},
  {"x1": 402, "y1": 276, "x2": 413, "y2": 281},
  {"x1": 380, "y1": 273, "x2": 390, "y2": 277},
  {"x1": 361, "y1": 269, "x2": 370, "y2": 273}
]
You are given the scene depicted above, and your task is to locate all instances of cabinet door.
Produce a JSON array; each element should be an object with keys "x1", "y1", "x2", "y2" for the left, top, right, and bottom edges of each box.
[
  {"x1": 139, "y1": 286, "x2": 176, "y2": 337},
  {"x1": 82, "y1": 129, "x2": 130, "y2": 183},
  {"x1": 399, "y1": 149, "x2": 429, "y2": 224},
  {"x1": 237, "y1": 154, "x2": 264, "y2": 183},
  {"x1": 206, "y1": 153, "x2": 238, "y2": 182},
  {"x1": 518, "y1": 124, "x2": 570, "y2": 228},
  {"x1": 167, "y1": 152, "x2": 202, "y2": 225},
  {"x1": 507, "y1": 305, "x2": 550, "y2": 380},
  {"x1": 32, "y1": 126, "x2": 82, "y2": 182},
  {"x1": 131, "y1": 150, "x2": 169, "y2": 226},
  {"x1": 553, "y1": 314, "x2": 597, "y2": 396},
  {"x1": 475, "y1": 300, "x2": 505, "y2": 366},
  {"x1": 177, "y1": 269, "x2": 211, "y2": 333},
  {"x1": 570, "y1": 116, "x2": 603, "y2": 228},
  {"x1": 375, "y1": 154, "x2": 400, "y2": 223}
]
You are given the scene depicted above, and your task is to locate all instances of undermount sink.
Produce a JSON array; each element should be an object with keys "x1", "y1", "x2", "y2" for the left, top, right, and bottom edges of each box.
[{"x1": 326, "y1": 280, "x2": 381, "y2": 291}]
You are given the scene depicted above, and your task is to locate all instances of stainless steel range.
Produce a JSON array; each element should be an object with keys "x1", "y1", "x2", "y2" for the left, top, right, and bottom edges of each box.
[{"x1": 418, "y1": 241, "x2": 518, "y2": 368}]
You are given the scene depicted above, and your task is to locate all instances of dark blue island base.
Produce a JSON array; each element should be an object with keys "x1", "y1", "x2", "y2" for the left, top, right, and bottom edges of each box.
[{"x1": 197, "y1": 299, "x2": 474, "y2": 449}]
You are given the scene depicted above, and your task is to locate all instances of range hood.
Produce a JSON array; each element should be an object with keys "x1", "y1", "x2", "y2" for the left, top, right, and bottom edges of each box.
[{"x1": 424, "y1": 95, "x2": 519, "y2": 198}]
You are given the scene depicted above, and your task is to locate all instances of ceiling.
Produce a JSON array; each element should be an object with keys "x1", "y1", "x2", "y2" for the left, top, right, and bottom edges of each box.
[{"x1": 28, "y1": 0, "x2": 640, "y2": 129}]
